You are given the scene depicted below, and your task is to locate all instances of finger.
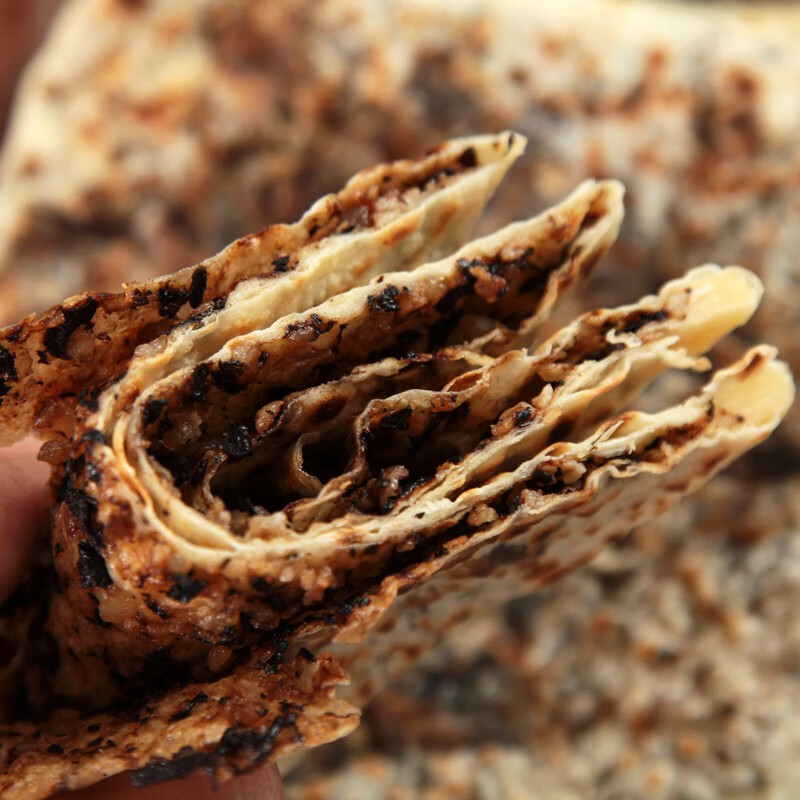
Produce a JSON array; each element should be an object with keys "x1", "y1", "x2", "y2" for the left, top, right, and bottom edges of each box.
[
  {"x1": 0, "y1": 438, "x2": 49, "y2": 602},
  {"x1": 55, "y1": 764, "x2": 284, "y2": 799}
]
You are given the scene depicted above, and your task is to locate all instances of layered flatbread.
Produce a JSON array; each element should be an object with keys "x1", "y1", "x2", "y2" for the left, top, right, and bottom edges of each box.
[{"x1": 0, "y1": 136, "x2": 792, "y2": 798}]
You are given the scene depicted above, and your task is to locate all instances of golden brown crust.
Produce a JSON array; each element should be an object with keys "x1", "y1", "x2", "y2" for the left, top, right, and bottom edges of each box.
[{"x1": 0, "y1": 653, "x2": 357, "y2": 799}]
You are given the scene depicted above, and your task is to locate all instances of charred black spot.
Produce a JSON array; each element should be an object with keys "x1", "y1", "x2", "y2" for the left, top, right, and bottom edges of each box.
[
  {"x1": 456, "y1": 256, "x2": 483, "y2": 274},
  {"x1": 188, "y1": 364, "x2": 210, "y2": 403},
  {"x1": 0, "y1": 345, "x2": 18, "y2": 399},
  {"x1": 367, "y1": 285, "x2": 400, "y2": 313},
  {"x1": 87, "y1": 737, "x2": 103, "y2": 749},
  {"x1": 514, "y1": 407, "x2": 533, "y2": 427},
  {"x1": 77, "y1": 386, "x2": 102, "y2": 411},
  {"x1": 457, "y1": 146, "x2": 478, "y2": 168},
  {"x1": 80, "y1": 429, "x2": 107, "y2": 446},
  {"x1": 78, "y1": 542, "x2": 112, "y2": 589},
  {"x1": 498, "y1": 487, "x2": 523, "y2": 514},
  {"x1": 168, "y1": 692, "x2": 209, "y2": 723},
  {"x1": 310, "y1": 314, "x2": 334, "y2": 335},
  {"x1": 379, "y1": 407, "x2": 412, "y2": 431},
  {"x1": 283, "y1": 314, "x2": 334, "y2": 341},
  {"x1": 220, "y1": 717, "x2": 295, "y2": 758},
  {"x1": 212, "y1": 297, "x2": 227, "y2": 311},
  {"x1": 620, "y1": 309, "x2": 668, "y2": 335},
  {"x1": 64, "y1": 486, "x2": 102, "y2": 543},
  {"x1": 144, "y1": 397, "x2": 168, "y2": 426},
  {"x1": 272, "y1": 255, "x2": 291, "y2": 273},
  {"x1": 167, "y1": 575, "x2": 207, "y2": 604},
  {"x1": 212, "y1": 360, "x2": 247, "y2": 395},
  {"x1": 298, "y1": 647, "x2": 315, "y2": 662},
  {"x1": 222, "y1": 425, "x2": 252, "y2": 459},
  {"x1": 336, "y1": 599, "x2": 355, "y2": 617},
  {"x1": 43, "y1": 299, "x2": 98, "y2": 359},
  {"x1": 145, "y1": 599, "x2": 171, "y2": 619},
  {"x1": 46, "y1": 744, "x2": 64, "y2": 755},
  {"x1": 188, "y1": 267, "x2": 207, "y2": 308},
  {"x1": 130, "y1": 751, "x2": 214, "y2": 787},
  {"x1": 87, "y1": 724, "x2": 100, "y2": 733},
  {"x1": 156, "y1": 285, "x2": 191, "y2": 319},
  {"x1": 130, "y1": 289, "x2": 149, "y2": 308}
]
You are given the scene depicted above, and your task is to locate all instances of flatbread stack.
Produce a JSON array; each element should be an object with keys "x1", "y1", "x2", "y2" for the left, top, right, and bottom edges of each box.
[{"x1": 0, "y1": 134, "x2": 792, "y2": 798}]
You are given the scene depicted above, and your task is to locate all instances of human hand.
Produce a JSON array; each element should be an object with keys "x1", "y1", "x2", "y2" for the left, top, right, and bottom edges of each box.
[
  {"x1": 54, "y1": 767, "x2": 284, "y2": 799},
  {"x1": 0, "y1": 440, "x2": 284, "y2": 799}
]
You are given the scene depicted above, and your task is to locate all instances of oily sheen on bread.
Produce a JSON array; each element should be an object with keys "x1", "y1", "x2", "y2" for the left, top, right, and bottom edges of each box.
[{"x1": 0, "y1": 135, "x2": 792, "y2": 798}]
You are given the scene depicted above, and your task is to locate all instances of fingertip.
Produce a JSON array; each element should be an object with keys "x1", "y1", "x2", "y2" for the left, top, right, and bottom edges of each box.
[
  {"x1": 215, "y1": 765, "x2": 285, "y2": 800},
  {"x1": 55, "y1": 765, "x2": 284, "y2": 799},
  {"x1": 0, "y1": 438, "x2": 50, "y2": 602}
]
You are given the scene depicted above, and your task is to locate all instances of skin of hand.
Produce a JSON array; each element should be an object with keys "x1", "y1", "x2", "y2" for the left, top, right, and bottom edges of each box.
[{"x1": 0, "y1": 440, "x2": 284, "y2": 799}]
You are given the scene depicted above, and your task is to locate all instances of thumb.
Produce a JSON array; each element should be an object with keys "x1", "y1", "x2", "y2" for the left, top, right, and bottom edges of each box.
[
  {"x1": 0, "y1": 438, "x2": 49, "y2": 603},
  {"x1": 55, "y1": 764, "x2": 284, "y2": 799}
]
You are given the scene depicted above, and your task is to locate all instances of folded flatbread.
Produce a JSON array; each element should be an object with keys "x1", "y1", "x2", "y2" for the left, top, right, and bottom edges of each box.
[{"x1": 0, "y1": 134, "x2": 792, "y2": 798}]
